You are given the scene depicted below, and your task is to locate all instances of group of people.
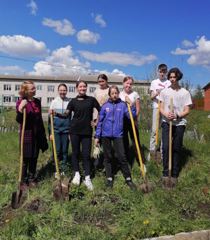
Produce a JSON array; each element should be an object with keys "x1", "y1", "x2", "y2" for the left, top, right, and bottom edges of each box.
[{"x1": 16, "y1": 64, "x2": 192, "y2": 191}]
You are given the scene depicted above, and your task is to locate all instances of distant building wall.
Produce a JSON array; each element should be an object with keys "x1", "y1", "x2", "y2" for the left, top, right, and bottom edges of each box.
[
  {"x1": 0, "y1": 74, "x2": 150, "y2": 108},
  {"x1": 203, "y1": 83, "x2": 210, "y2": 111}
]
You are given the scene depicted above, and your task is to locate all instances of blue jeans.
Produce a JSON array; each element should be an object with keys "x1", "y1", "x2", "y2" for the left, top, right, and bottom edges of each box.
[
  {"x1": 54, "y1": 132, "x2": 69, "y2": 172},
  {"x1": 162, "y1": 122, "x2": 185, "y2": 177}
]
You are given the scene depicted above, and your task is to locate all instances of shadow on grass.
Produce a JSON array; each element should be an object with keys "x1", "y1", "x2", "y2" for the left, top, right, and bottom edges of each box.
[{"x1": 180, "y1": 146, "x2": 193, "y2": 170}]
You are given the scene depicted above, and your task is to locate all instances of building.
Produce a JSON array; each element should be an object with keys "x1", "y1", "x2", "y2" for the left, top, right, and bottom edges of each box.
[
  {"x1": 203, "y1": 82, "x2": 210, "y2": 111},
  {"x1": 0, "y1": 74, "x2": 150, "y2": 108}
]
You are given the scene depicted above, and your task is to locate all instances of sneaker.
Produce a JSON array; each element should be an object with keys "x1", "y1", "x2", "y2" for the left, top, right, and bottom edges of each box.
[
  {"x1": 171, "y1": 177, "x2": 178, "y2": 188},
  {"x1": 162, "y1": 176, "x2": 169, "y2": 189},
  {"x1": 125, "y1": 179, "x2": 137, "y2": 191},
  {"x1": 106, "y1": 178, "x2": 113, "y2": 188},
  {"x1": 84, "y1": 177, "x2": 94, "y2": 191},
  {"x1": 72, "y1": 173, "x2": 81, "y2": 186}
]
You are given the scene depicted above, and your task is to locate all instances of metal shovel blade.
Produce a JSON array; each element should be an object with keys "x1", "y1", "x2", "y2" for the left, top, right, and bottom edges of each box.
[
  {"x1": 53, "y1": 178, "x2": 70, "y2": 201},
  {"x1": 11, "y1": 188, "x2": 26, "y2": 209}
]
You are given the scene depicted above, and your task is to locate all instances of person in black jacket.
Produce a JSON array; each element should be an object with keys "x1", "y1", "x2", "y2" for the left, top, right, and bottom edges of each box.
[{"x1": 16, "y1": 81, "x2": 48, "y2": 189}]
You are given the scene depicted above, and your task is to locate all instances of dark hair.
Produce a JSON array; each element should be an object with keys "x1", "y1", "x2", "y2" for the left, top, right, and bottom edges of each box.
[
  {"x1": 123, "y1": 76, "x2": 134, "y2": 83},
  {"x1": 58, "y1": 83, "x2": 67, "y2": 91},
  {"x1": 97, "y1": 74, "x2": 108, "y2": 82},
  {"x1": 167, "y1": 67, "x2": 183, "y2": 81},
  {"x1": 76, "y1": 80, "x2": 87, "y2": 88},
  {"x1": 158, "y1": 63, "x2": 168, "y2": 72},
  {"x1": 108, "y1": 85, "x2": 120, "y2": 96}
]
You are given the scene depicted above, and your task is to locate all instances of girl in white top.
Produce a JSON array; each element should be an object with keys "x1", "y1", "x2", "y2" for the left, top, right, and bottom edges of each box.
[{"x1": 119, "y1": 76, "x2": 144, "y2": 167}]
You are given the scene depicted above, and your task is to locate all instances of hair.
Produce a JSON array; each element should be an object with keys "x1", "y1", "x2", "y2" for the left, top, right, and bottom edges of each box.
[
  {"x1": 158, "y1": 63, "x2": 168, "y2": 72},
  {"x1": 76, "y1": 80, "x2": 88, "y2": 88},
  {"x1": 58, "y1": 83, "x2": 67, "y2": 91},
  {"x1": 167, "y1": 67, "x2": 183, "y2": 81},
  {"x1": 19, "y1": 80, "x2": 35, "y2": 98},
  {"x1": 123, "y1": 76, "x2": 134, "y2": 83},
  {"x1": 97, "y1": 74, "x2": 108, "y2": 82},
  {"x1": 108, "y1": 85, "x2": 120, "y2": 96}
]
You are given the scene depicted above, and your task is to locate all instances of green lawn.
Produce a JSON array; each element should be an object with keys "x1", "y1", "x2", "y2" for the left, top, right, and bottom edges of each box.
[{"x1": 0, "y1": 110, "x2": 210, "y2": 240}]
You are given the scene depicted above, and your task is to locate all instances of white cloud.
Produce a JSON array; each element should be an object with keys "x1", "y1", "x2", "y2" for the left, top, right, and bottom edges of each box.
[
  {"x1": 172, "y1": 36, "x2": 210, "y2": 68},
  {"x1": 182, "y1": 40, "x2": 194, "y2": 48},
  {"x1": 93, "y1": 14, "x2": 107, "y2": 28},
  {"x1": 111, "y1": 69, "x2": 126, "y2": 76},
  {"x1": 0, "y1": 65, "x2": 25, "y2": 75},
  {"x1": 27, "y1": 0, "x2": 38, "y2": 16},
  {"x1": 79, "y1": 51, "x2": 157, "y2": 66},
  {"x1": 42, "y1": 18, "x2": 76, "y2": 36},
  {"x1": 77, "y1": 29, "x2": 100, "y2": 44},
  {"x1": 30, "y1": 45, "x2": 91, "y2": 76},
  {"x1": 0, "y1": 35, "x2": 48, "y2": 57}
]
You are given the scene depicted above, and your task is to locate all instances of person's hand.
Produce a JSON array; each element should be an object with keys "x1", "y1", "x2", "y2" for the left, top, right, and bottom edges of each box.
[
  {"x1": 167, "y1": 111, "x2": 176, "y2": 120},
  {"x1": 49, "y1": 109, "x2": 55, "y2": 115},
  {"x1": 91, "y1": 120, "x2": 97, "y2": 128},
  {"x1": 156, "y1": 89, "x2": 161, "y2": 96},
  {"x1": 94, "y1": 138, "x2": 99, "y2": 146},
  {"x1": 49, "y1": 134, "x2": 53, "y2": 141},
  {"x1": 18, "y1": 99, "x2": 27, "y2": 112},
  {"x1": 125, "y1": 96, "x2": 132, "y2": 106}
]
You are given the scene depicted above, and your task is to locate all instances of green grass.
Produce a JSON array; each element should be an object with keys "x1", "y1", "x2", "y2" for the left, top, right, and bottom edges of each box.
[{"x1": 0, "y1": 110, "x2": 210, "y2": 239}]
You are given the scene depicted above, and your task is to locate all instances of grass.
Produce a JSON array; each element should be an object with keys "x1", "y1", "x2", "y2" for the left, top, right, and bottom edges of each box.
[{"x1": 0, "y1": 110, "x2": 210, "y2": 239}]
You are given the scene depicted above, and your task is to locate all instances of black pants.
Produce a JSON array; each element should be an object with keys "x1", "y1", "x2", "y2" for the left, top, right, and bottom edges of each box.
[
  {"x1": 123, "y1": 119, "x2": 144, "y2": 166},
  {"x1": 102, "y1": 137, "x2": 131, "y2": 179},
  {"x1": 22, "y1": 157, "x2": 38, "y2": 182},
  {"x1": 70, "y1": 134, "x2": 92, "y2": 176},
  {"x1": 162, "y1": 122, "x2": 185, "y2": 177}
]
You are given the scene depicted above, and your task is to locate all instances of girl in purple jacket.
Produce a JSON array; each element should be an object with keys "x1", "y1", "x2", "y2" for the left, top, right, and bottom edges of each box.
[{"x1": 95, "y1": 86, "x2": 136, "y2": 190}]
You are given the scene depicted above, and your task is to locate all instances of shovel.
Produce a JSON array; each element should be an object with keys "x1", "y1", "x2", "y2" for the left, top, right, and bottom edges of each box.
[
  {"x1": 11, "y1": 108, "x2": 27, "y2": 209},
  {"x1": 50, "y1": 113, "x2": 69, "y2": 201},
  {"x1": 154, "y1": 101, "x2": 162, "y2": 163},
  {"x1": 126, "y1": 102, "x2": 153, "y2": 193},
  {"x1": 168, "y1": 98, "x2": 173, "y2": 188}
]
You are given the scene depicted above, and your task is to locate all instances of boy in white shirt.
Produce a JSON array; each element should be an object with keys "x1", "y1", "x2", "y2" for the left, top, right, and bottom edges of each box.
[
  {"x1": 159, "y1": 67, "x2": 192, "y2": 188},
  {"x1": 149, "y1": 64, "x2": 171, "y2": 159}
]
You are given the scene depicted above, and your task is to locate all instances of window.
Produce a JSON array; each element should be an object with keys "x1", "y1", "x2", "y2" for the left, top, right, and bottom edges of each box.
[
  {"x1": 4, "y1": 84, "x2": 11, "y2": 91},
  {"x1": 15, "y1": 85, "x2": 21, "y2": 91},
  {"x1": 89, "y1": 87, "x2": 96, "y2": 93},
  {"x1": 3, "y1": 96, "x2": 12, "y2": 102},
  {"x1": 47, "y1": 97, "x2": 54, "y2": 104},
  {"x1": 14, "y1": 96, "x2": 20, "y2": 102},
  {"x1": 36, "y1": 85, "x2": 42, "y2": 91},
  {"x1": 69, "y1": 86, "x2": 75, "y2": 92},
  {"x1": 47, "y1": 85, "x2": 55, "y2": 92}
]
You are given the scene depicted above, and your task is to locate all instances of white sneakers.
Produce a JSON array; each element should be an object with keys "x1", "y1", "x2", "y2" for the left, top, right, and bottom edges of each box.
[
  {"x1": 72, "y1": 173, "x2": 93, "y2": 191},
  {"x1": 83, "y1": 176, "x2": 94, "y2": 191},
  {"x1": 72, "y1": 172, "x2": 81, "y2": 186}
]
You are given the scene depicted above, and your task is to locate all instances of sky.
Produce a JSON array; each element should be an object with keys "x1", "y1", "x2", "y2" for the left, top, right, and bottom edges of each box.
[{"x1": 0, "y1": 0, "x2": 210, "y2": 87}]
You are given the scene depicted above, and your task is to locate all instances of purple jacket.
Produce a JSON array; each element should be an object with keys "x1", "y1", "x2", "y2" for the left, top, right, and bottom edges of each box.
[{"x1": 95, "y1": 98, "x2": 136, "y2": 138}]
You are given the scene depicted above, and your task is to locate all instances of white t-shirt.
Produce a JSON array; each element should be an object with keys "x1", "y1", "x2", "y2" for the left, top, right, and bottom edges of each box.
[
  {"x1": 150, "y1": 78, "x2": 171, "y2": 108},
  {"x1": 119, "y1": 90, "x2": 140, "y2": 105},
  {"x1": 94, "y1": 88, "x2": 109, "y2": 106},
  {"x1": 159, "y1": 87, "x2": 192, "y2": 126}
]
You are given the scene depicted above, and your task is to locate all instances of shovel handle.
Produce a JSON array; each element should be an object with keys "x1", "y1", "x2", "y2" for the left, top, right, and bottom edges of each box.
[
  {"x1": 155, "y1": 101, "x2": 160, "y2": 146},
  {"x1": 169, "y1": 98, "x2": 173, "y2": 177},
  {"x1": 127, "y1": 103, "x2": 145, "y2": 179},
  {"x1": 50, "y1": 113, "x2": 61, "y2": 180},
  {"x1": 18, "y1": 108, "x2": 26, "y2": 183}
]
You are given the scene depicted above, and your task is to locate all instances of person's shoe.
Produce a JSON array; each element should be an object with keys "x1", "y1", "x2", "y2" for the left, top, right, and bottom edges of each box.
[
  {"x1": 83, "y1": 176, "x2": 94, "y2": 191},
  {"x1": 28, "y1": 180, "x2": 38, "y2": 188},
  {"x1": 171, "y1": 177, "x2": 178, "y2": 188},
  {"x1": 106, "y1": 178, "x2": 113, "y2": 188},
  {"x1": 72, "y1": 173, "x2": 81, "y2": 186},
  {"x1": 125, "y1": 179, "x2": 137, "y2": 191},
  {"x1": 162, "y1": 176, "x2": 169, "y2": 189}
]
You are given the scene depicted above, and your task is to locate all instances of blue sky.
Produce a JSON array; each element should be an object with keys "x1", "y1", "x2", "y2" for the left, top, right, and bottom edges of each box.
[{"x1": 0, "y1": 0, "x2": 210, "y2": 87}]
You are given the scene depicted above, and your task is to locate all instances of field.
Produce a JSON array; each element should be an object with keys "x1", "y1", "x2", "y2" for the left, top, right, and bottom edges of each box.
[{"x1": 0, "y1": 109, "x2": 210, "y2": 240}]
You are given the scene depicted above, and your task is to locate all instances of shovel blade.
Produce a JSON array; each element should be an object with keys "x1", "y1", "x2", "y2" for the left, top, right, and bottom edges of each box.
[
  {"x1": 11, "y1": 190, "x2": 25, "y2": 209},
  {"x1": 53, "y1": 179, "x2": 70, "y2": 201}
]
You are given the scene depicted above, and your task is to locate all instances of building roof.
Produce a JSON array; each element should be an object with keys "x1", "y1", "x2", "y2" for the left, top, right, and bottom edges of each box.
[
  {"x1": 0, "y1": 74, "x2": 150, "y2": 85},
  {"x1": 203, "y1": 82, "x2": 210, "y2": 90}
]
